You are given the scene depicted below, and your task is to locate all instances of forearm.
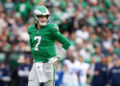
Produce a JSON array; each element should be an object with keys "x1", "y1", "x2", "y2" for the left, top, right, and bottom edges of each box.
[
  {"x1": 56, "y1": 47, "x2": 67, "y2": 60},
  {"x1": 48, "y1": 44, "x2": 71, "y2": 64},
  {"x1": 55, "y1": 33, "x2": 71, "y2": 50}
]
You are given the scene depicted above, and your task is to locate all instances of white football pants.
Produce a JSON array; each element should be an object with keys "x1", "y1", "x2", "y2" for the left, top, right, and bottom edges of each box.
[{"x1": 28, "y1": 62, "x2": 56, "y2": 86}]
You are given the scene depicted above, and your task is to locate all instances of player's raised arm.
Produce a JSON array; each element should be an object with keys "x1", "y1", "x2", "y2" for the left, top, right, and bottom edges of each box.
[{"x1": 27, "y1": 26, "x2": 33, "y2": 49}]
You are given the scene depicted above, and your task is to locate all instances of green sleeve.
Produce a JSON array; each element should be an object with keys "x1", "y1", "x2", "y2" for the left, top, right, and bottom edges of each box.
[
  {"x1": 51, "y1": 24, "x2": 71, "y2": 50},
  {"x1": 27, "y1": 26, "x2": 33, "y2": 49}
]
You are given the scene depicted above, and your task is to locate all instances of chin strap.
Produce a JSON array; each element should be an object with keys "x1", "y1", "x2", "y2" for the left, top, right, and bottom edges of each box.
[{"x1": 35, "y1": 16, "x2": 50, "y2": 26}]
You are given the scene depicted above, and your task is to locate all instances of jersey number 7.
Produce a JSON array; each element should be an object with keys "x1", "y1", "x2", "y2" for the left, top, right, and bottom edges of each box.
[{"x1": 34, "y1": 36, "x2": 41, "y2": 51}]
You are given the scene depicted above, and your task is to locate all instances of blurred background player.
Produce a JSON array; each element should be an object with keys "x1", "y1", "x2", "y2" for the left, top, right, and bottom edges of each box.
[
  {"x1": 77, "y1": 54, "x2": 90, "y2": 86},
  {"x1": 18, "y1": 55, "x2": 32, "y2": 86},
  {"x1": 92, "y1": 54, "x2": 108, "y2": 86},
  {"x1": 0, "y1": 62, "x2": 11, "y2": 86},
  {"x1": 55, "y1": 62, "x2": 64, "y2": 86},
  {"x1": 107, "y1": 58, "x2": 120, "y2": 86}
]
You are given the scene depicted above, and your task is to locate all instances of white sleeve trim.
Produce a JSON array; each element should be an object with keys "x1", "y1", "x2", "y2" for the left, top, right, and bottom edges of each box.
[
  {"x1": 18, "y1": 70, "x2": 29, "y2": 77},
  {"x1": 2, "y1": 76, "x2": 11, "y2": 81}
]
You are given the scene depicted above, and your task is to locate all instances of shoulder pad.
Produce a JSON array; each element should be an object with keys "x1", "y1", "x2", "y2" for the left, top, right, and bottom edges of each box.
[
  {"x1": 27, "y1": 24, "x2": 35, "y2": 34},
  {"x1": 48, "y1": 24, "x2": 59, "y2": 31}
]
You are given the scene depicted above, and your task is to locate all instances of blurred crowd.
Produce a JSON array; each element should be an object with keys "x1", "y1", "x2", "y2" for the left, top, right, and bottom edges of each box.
[{"x1": 0, "y1": 0, "x2": 120, "y2": 86}]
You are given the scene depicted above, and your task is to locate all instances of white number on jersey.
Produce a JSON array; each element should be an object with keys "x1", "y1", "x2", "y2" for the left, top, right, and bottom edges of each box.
[{"x1": 34, "y1": 36, "x2": 41, "y2": 51}]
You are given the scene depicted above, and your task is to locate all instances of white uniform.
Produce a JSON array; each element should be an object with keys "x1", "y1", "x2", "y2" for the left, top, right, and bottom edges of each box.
[
  {"x1": 28, "y1": 62, "x2": 56, "y2": 86},
  {"x1": 79, "y1": 62, "x2": 90, "y2": 86},
  {"x1": 63, "y1": 59, "x2": 79, "y2": 86}
]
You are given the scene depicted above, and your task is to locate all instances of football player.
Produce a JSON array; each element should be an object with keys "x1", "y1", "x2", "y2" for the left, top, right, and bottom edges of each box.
[{"x1": 27, "y1": 6, "x2": 71, "y2": 86}]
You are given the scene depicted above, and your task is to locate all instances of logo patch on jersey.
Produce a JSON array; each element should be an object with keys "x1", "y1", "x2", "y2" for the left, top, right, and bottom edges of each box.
[{"x1": 37, "y1": 30, "x2": 39, "y2": 33}]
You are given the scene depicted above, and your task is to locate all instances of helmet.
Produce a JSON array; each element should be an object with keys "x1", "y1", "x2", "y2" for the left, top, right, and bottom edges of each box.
[{"x1": 33, "y1": 6, "x2": 50, "y2": 26}]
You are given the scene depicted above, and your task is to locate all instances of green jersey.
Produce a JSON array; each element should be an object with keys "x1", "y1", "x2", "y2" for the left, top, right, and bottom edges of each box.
[{"x1": 27, "y1": 23, "x2": 71, "y2": 62}]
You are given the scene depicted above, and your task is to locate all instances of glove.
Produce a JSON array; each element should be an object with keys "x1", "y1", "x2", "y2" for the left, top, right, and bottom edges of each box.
[
  {"x1": 48, "y1": 56, "x2": 59, "y2": 64},
  {"x1": 48, "y1": 47, "x2": 68, "y2": 64}
]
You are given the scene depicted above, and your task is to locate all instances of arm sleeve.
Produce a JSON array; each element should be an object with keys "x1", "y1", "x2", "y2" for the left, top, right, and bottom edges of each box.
[
  {"x1": 51, "y1": 25, "x2": 71, "y2": 50},
  {"x1": 27, "y1": 26, "x2": 33, "y2": 49},
  {"x1": 29, "y1": 37, "x2": 33, "y2": 49}
]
